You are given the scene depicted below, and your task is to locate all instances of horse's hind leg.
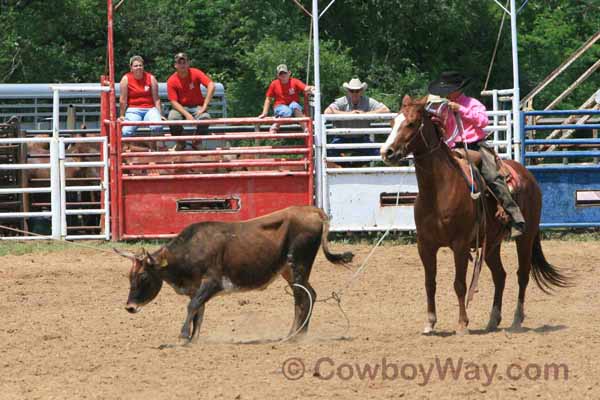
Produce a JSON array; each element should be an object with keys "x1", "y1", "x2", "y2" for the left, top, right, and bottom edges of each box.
[
  {"x1": 511, "y1": 235, "x2": 533, "y2": 330},
  {"x1": 418, "y1": 241, "x2": 438, "y2": 334},
  {"x1": 484, "y1": 245, "x2": 506, "y2": 331}
]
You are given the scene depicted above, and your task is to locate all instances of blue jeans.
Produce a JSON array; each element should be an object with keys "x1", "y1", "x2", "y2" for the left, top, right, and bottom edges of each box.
[
  {"x1": 328, "y1": 135, "x2": 379, "y2": 157},
  {"x1": 122, "y1": 107, "x2": 162, "y2": 137},
  {"x1": 274, "y1": 102, "x2": 303, "y2": 117}
]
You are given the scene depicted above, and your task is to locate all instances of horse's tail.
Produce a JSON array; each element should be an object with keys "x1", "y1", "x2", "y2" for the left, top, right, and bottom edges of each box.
[
  {"x1": 530, "y1": 232, "x2": 570, "y2": 293},
  {"x1": 318, "y1": 209, "x2": 354, "y2": 265}
]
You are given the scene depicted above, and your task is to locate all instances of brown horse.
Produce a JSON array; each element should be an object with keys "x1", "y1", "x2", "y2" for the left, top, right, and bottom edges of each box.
[{"x1": 381, "y1": 95, "x2": 569, "y2": 335}]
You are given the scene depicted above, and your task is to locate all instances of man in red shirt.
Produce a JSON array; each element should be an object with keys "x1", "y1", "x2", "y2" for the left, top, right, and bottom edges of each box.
[
  {"x1": 258, "y1": 64, "x2": 314, "y2": 133},
  {"x1": 167, "y1": 52, "x2": 215, "y2": 150}
]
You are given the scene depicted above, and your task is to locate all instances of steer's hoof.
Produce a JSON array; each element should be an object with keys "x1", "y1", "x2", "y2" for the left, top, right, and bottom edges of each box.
[
  {"x1": 179, "y1": 327, "x2": 192, "y2": 341},
  {"x1": 422, "y1": 326, "x2": 434, "y2": 335}
]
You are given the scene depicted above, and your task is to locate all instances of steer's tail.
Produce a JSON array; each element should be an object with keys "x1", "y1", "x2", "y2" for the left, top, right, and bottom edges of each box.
[
  {"x1": 531, "y1": 232, "x2": 571, "y2": 293},
  {"x1": 318, "y1": 209, "x2": 354, "y2": 265}
]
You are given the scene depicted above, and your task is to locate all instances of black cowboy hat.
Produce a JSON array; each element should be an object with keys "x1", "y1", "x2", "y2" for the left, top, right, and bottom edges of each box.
[{"x1": 428, "y1": 71, "x2": 472, "y2": 96}]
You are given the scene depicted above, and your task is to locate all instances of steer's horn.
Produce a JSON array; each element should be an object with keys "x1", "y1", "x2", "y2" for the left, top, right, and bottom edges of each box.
[{"x1": 113, "y1": 247, "x2": 137, "y2": 260}]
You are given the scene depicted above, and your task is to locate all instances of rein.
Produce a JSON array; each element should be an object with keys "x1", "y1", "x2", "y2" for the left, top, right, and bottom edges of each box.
[{"x1": 403, "y1": 116, "x2": 444, "y2": 162}]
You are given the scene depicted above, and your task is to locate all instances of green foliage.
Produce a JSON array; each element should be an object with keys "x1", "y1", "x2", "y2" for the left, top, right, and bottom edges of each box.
[
  {"x1": 518, "y1": 2, "x2": 600, "y2": 109},
  {"x1": 230, "y1": 35, "x2": 355, "y2": 116},
  {"x1": 0, "y1": 1, "x2": 598, "y2": 114}
]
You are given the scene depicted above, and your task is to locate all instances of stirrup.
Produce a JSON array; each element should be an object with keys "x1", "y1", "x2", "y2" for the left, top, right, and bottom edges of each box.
[
  {"x1": 510, "y1": 222, "x2": 525, "y2": 238},
  {"x1": 510, "y1": 227, "x2": 523, "y2": 238}
]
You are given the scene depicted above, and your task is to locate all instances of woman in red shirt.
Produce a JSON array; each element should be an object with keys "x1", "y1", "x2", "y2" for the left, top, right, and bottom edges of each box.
[{"x1": 119, "y1": 55, "x2": 163, "y2": 137}]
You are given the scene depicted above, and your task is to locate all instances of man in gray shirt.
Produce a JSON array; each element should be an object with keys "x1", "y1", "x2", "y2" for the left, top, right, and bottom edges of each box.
[{"x1": 324, "y1": 77, "x2": 390, "y2": 161}]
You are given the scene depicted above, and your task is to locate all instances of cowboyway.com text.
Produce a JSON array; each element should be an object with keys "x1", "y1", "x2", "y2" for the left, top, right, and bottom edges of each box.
[{"x1": 281, "y1": 356, "x2": 568, "y2": 385}]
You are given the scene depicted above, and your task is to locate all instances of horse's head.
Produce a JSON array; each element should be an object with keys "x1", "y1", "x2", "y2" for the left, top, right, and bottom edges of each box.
[{"x1": 381, "y1": 95, "x2": 436, "y2": 164}]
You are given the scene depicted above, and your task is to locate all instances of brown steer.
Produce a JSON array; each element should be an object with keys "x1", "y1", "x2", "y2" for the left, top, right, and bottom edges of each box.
[{"x1": 115, "y1": 206, "x2": 353, "y2": 343}]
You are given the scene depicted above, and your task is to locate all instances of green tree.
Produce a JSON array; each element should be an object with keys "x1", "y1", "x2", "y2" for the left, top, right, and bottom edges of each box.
[
  {"x1": 230, "y1": 35, "x2": 355, "y2": 116},
  {"x1": 0, "y1": 0, "x2": 598, "y2": 115}
]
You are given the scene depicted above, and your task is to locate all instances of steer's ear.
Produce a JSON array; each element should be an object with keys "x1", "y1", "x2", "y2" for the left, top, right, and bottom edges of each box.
[
  {"x1": 148, "y1": 248, "x2": 170, "y2": 269},
  {"x1": 113, "y1": 247, "x2": 136, "y2": 261}
]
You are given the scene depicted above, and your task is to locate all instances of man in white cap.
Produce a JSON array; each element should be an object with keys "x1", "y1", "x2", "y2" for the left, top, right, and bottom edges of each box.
[
  {"x1": 324, "y1": 77, "x2": 390, "y2": 161},
  {"x1": 258, "y1": 64, "x2": 314, "y2": 133}
]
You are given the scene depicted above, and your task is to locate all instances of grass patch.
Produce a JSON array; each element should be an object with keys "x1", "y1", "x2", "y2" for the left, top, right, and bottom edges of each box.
[
  {"x1": 540, "y1": 228, "x2": 600, "y2": 241},
  {"x1": 330, "y1": 231, "x2": 417, "y2": 245},
  {"x1": 1, "y1": 228, "x2": 599, "y2": 257},
  {"x1": 331, "y1": 227, "x2": 600, "y2": 245},
  {"x1": 0, "y1": 239, "x2": 168, "y2": 257}
]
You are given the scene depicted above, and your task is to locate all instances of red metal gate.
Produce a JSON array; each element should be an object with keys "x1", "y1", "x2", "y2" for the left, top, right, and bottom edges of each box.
[{"x1": 108, "y1": 116, "x2": 313, "y2": 239}]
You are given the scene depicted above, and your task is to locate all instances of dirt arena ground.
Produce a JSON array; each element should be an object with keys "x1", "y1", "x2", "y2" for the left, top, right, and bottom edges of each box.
[{"x1": 1, "y1": 239, "x2": 598, "y2": 399}]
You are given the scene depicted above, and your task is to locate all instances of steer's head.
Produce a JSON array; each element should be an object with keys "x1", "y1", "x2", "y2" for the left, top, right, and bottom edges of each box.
[{"x1": 115, "y1": 247, "x2": 165, "y2": 313}]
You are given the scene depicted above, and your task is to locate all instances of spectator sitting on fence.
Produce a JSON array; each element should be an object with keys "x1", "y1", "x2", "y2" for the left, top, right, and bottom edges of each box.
[
  {"x1": 257, "y1": 64, "x2": 314, "y2": 133},
  {"x1": 167, "y1": 52, "x2": 215, "y2": 151},
  {"x1": 324, "y1": 77, "x2": 390, "y2": 165},
  {"x1": 118, "y1": 55, "x2": 163, "y2": 149}
]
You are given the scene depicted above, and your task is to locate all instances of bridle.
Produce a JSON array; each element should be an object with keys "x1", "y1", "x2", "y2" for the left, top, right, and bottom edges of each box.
[{"x1": 397, "y1": 109, "x2": 443, "y2": 161}]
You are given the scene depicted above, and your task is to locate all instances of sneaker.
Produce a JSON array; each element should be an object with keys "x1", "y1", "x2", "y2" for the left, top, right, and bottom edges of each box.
[
  {"x1": 269, "y1": 123, "x2": 279, "y2": 134},
  {"x1": 510, "y1": 222, "x2": 525, "y2": 238},
  {"x1": 171, "y1": 142, "x2": 185, "y2": 151}
]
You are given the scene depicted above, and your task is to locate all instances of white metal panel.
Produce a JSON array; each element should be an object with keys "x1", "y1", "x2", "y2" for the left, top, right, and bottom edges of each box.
[
  {"x1": 60, "y1": 136, "x2": 110, "y2": 240},
  {"x1": 327, "y1": 168, "x2": 417, "y2": 231},
  {"x1": 319, "y1": 113, "x2": 418, "y2": 232},
  {"x1": 0, "y1": 125, "x2": 110, "y2": 240},
  {"x1": 0, "y1": 134, "x2": 56, "y2": 240},
  {"x1": 0, "y1": 82, "x2": 227, "y2": 130}
]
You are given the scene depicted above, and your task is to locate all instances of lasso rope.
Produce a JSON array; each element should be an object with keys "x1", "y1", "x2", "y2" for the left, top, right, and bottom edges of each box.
[{"x1": 284, "y1": 191, "x2": 403, "y2": 339}]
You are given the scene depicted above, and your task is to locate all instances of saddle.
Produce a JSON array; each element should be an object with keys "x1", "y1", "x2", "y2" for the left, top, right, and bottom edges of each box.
[
  {"x1": 452, "y1": 147, "x2": 523, "y2": 197},
  {"x1": 451, "y1": 146, "x2": 526, "y2": 306}
]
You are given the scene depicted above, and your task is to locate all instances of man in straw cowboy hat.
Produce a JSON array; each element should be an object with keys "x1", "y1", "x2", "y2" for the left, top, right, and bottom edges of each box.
[
  {"x1": 428, "y1": 70, "x2": 525, "y2": 237},
  {"x1": 324, "y1": 77, "x2": 390, "y2": 163}
]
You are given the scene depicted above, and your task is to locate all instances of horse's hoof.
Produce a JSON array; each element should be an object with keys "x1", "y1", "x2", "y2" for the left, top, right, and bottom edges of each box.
[
  {"x1": 486, "y1": 311, "x2": 502, "y2": 332},
  {"x1": 508, "y1": 323, "x2": 525, "y2": 333},
  {"x1": 456, "y1": 327, "x2": 470, "y2": 336}
]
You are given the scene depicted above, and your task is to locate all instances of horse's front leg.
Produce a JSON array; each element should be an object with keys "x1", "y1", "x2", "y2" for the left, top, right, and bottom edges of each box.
[
  {"x1": 452, "y1": 246, "x2": 470, "y2": 335},
  {"x1": 418, "y1": 240, "x2": 438, "y2": 335}
]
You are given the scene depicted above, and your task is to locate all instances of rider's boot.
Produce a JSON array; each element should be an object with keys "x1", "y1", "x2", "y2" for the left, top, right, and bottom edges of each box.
[{"x1": 478, "y1": 145, "x2": 525, "y2": 238}]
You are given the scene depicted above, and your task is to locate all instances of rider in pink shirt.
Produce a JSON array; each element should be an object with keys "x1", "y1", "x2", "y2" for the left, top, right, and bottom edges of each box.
[
  {"x1": 443, "y1": 93, "x2": 488, "y2": 148},
  {"x1": 429, "y1": 71, "x2": 525, "y2": 237}
]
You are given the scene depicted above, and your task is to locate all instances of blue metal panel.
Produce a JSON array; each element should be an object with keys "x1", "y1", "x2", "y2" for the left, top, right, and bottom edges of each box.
[
  {"x1": 523, "y1": 110, "x2": 600, "y2": 116},
  {"x1": 526, "y1": 151, "x2": 600, "y2": 158},
  {"x1": 525, "y1": 139, "x2": 600, "y2": 145},
  {"x1": 522, "y1": 109, "x2": 600, "y2": 228},
  {"x1": 531, "y1": 167, "x2": 600, "y2": 227},
  {"x1": 524, "y1": 124, "x2": 600, "y2": 130}
]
